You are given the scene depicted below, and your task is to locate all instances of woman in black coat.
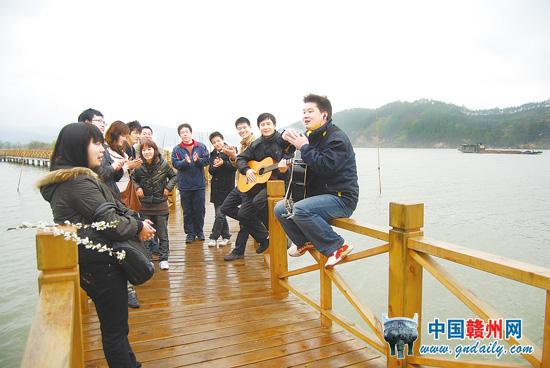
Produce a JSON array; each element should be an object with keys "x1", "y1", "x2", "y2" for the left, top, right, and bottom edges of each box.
[
  {"x1": 132, "y1": 139, "x2": 177, "y2": 269},
  {"x1": 207, "y1": 132, "x2": 236, "y2": 246},
  {"x1": 38, "y1": 123, "x2": 155, "y2": 367}
]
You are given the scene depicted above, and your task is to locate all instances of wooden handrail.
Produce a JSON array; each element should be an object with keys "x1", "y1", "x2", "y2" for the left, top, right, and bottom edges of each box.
[
  {"x1": 408, "y1": 236, "x2": 550, "y2": 290},
  {"x1": 22, "y1": 227, "x2": 84, "y2": 368},
  {"x1": 266, "y1": 181, "x2": 549, "y2": 367},
  {"x1": 0, "y1": 149, "x2": 52, "y2": 159},
  {"x1": 331, "y1": 217, "x2": 390, "y2": 242}
]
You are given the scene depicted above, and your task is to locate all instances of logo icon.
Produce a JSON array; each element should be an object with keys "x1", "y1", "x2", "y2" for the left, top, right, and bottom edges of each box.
[{"x1": 383, "y1": 313, "x2": 419, "y2": 359}]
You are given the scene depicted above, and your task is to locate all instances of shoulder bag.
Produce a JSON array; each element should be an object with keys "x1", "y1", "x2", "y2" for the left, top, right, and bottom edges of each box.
[
  {"x1": 92, "y1": 202, "x2": 154, "y2": 285},
  {"x1": 120, "y1": 179, "x2": 142, "y2": 212}
]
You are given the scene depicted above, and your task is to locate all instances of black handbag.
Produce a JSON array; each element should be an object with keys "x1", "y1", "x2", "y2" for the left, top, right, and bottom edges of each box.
[
  {"x1": 92, "y1": 202, "x2": 154, "y2": 285},
  {"x1": 112, "y1": 239, "x2": 154, "y2": 285}
]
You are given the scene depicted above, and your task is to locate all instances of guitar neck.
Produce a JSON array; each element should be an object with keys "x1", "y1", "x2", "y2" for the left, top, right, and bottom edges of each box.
[{"x1": 258, "y1": 159, "x2": 293, "y2": 175}]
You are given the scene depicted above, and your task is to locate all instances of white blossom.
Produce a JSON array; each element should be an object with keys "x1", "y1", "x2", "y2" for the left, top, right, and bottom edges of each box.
[{"x1": 7, "y1": 220, "x2": 126, "y2": 260}]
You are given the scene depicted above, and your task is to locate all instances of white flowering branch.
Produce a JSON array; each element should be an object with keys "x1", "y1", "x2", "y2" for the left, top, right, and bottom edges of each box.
[{"x1": 7, "y1": 220, "x2": 126, "y2": 261}]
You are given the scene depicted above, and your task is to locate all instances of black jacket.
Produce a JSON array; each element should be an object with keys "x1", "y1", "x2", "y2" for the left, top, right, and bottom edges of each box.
[
  {"x1": 95, "y1": 143, "x2": 123, "y2": 198},
  {"x1": 300, "y1": 120, "x2": 359, "y2": 210},
  {"x1": 131, "y1": 157, "x2": 177, "y2": 205},
  {"x1": 208, "y1": 148, "x2": 236, "y2": 205},
  {"x1": 38, "y1": 166, "x2": 143, "y2": 266},
  {"x1": 236, "y1": 131, "x2": 295, "y2": 181}
]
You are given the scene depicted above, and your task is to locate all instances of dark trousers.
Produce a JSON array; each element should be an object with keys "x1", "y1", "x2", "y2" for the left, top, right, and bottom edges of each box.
[
  {"x1": 142, "y1": 213, "x2": 169, "y2": 261},
  {"x1": 221, "y1": 188, "x2": 250, "y2": 255},
  {"x1": 222, "y1": 187, "x2": 268, "y2": 243},
  {"x1": 80, "y1": 263, "x2": 138, "y2": 368},
  {"x1": 180, "y1": 189, "x2": 205, "y2": 237},
  {"x1": 210, "y1": 204, "x2": 230, "y2": 240}
]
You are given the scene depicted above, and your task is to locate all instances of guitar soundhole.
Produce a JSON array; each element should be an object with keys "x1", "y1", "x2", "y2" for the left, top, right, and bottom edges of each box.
[{"x1": 258, "y1": 168, "x2": 265, "y2": 175}]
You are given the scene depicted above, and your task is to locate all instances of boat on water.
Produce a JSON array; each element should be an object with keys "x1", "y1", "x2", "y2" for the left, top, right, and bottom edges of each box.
[{"x1": 459, "y1": 143, "x2": 542, "y2": 154}]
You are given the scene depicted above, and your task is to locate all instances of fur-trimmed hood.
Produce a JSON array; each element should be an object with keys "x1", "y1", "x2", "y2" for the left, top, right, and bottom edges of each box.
[
  {"x1": 38, "y1": 167, "x2": 99, "y2": 203},
  {"x1": 37, "y1": 167, "x2": 98, "y2": 188}
]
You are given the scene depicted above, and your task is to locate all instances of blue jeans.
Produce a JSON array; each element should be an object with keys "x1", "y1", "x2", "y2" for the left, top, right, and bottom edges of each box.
[{"x1": 274, "y1": 194, "x2": 354, "y2": 256}]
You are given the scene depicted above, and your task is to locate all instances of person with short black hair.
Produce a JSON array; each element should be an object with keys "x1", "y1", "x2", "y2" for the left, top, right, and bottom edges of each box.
[
  {"x1": 141, "y1": 126, "x2": 153, "y2": 140},
  {"x1": 39, "y1": 123, "x2": 155, "y2": 367},
  {"x1": 171, "y1": 123, "x2": 210, "y2": 242},
  {"x1": 228, "y1": 113, "x2": 294, "y2": 254},
  {"x1": 207, "y1": 131, "x2": 236, "y2": 247},
  {"x1": 126, "y1": 121, "x2": 142, "y2": 159},
  {"x1": 275, "y1": 94, "x2": 359, "y2": 268},
  {"x1": 220, "y1": 117, "x2": 255, "y2": 261},
  {"x1": 79, "y1": 109, "x2": 142, "y2": 309}
]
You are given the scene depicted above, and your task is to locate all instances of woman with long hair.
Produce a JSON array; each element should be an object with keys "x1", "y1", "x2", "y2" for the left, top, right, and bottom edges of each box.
[
  {"x1": 132, "y1": 139, "x2": 177, "y2": 270},
  {"x1": 38, "y1": 123, "x2": 155, "y2": 367}
]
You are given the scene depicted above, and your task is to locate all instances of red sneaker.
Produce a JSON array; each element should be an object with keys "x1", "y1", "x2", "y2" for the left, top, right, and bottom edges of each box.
[
  {"x1": 324, "y1": 244, "x2": 353, "y2": 268},
  {"x1": 288, "y1": 241, "x2": 315, "y2": 257}
]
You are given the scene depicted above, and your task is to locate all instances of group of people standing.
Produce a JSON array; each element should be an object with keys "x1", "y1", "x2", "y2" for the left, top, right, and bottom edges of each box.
[{"x1": 38, "y1": 93, "x2": 359, "y2": 367}]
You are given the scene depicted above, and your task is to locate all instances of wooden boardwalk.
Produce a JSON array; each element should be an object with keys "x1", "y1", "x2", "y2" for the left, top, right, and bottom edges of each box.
[{"x1": 82, "y1": 202, "x2": 386, "y2": 367}]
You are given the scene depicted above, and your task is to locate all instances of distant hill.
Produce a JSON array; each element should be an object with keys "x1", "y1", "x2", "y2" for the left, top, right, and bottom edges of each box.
[{"x1": 287, "y1": 99, "x2": 550, "y2": 148}]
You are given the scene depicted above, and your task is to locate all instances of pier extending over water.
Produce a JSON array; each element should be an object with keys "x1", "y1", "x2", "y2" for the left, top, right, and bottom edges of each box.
[
  {"x1": 13, "y1": 146, "x2": 550, "y2": 367},
  {"x1": 0, "y1": 149, "x2": 51, "y2": 167}
]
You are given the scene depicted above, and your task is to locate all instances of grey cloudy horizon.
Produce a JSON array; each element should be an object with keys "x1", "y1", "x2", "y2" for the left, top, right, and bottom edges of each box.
[{"x1": 1, "y1": 0, "x2": 549, "y2": 142}]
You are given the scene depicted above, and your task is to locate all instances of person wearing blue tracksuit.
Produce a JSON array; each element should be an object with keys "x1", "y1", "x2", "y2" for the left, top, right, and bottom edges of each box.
[{"x1": 171, "y1": 123, "x2": 210, "y2": 243}]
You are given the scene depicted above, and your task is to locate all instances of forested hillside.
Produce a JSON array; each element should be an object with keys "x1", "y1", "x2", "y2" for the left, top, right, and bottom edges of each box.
[{"x1": 289, "y1": 100, "x2": 550, "y2": 148}]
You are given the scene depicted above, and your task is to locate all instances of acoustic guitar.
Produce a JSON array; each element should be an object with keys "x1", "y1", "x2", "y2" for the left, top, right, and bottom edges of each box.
[
  {"x1": 236, "y1": 157, "x2": 308, "y2": 196},
  {"x1": 237, "y1": 157, "x2": 280, "y2": 193}
]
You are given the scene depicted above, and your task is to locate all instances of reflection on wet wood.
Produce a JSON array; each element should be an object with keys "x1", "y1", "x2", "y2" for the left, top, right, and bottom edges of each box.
[{"x1": 82, "y1": 202, "x2": 384, "y2": 367}]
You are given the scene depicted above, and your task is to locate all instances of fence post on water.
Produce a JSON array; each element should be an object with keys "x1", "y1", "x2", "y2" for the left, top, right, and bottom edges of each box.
[
  {"x1": 267, "y1": 180, "x2": 288, "y2": 296},
  {"x1": 387, "y1": 202, "x2": 424, "y2": 368},
  {"x1": 22, "y1": 226, "x2": 85, "y2": 368}
]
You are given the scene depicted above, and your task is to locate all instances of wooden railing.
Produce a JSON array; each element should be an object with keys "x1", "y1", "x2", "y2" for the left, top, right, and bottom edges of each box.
[
  {"x1": 0, "y1": 149, "x2": 52, "y2": 159},
  {"x1": 21, "y1": 226, "x2": 86, "y2": 368},
  {"x1": 266, "y1": 181, "x2": 550, "y2": 368}
]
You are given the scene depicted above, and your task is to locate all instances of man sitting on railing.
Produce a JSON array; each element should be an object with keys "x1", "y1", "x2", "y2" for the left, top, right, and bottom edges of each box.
[{"x1": 275, "y1": 94, "x2": 359, "y2": 268}]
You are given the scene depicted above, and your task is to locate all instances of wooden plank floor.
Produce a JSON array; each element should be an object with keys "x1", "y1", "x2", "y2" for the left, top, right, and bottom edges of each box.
[{"x1": 82, "y1": 199, "x2": 386, "y2": 367}]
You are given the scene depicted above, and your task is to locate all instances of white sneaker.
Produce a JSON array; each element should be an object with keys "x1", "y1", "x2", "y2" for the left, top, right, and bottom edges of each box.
[
  {"x1": 218, "y1": 238, "x2": 231, "y2": 246},
  {"x1": 208, "y1": 239, "x2": 217, "y2": 247},
  {"x1": 159, "y1": 260, "x2": 170, "y2": 270},
  {"x1": 324, "y1": 244, "x2": 353, "y2": 269},
  {"x1": 288, "y1": 242, "x2": 315, "y2": 257}
]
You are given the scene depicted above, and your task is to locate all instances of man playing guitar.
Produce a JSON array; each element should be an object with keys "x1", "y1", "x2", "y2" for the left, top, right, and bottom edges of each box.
[
  {"x1": 228, "y1": 113, "x2": 294, "y2": 254},
  {"x1": 275, "y1": 94, "x2": 359, "y2": 268},
  {"x1": 220, "y1": 117, "x2": 255, "y2": 261}
]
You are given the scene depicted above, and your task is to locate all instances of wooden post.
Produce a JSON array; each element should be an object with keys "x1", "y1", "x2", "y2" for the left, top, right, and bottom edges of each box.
[
  {"x1": 35, "y1": 226, "x2": 84, "y2": 368},
  {"x1": 542, "y1": 290, "x2": 550, "y2": 368},
  {"x1": 387, "y1": 203, "x2": 424, "y2": 368},
  {"x1": 319, "y1": 253, "x2": 333, "y2": 327},
  {"x1": 267, "y1": 180, "x2": 288, "y2": 296}
]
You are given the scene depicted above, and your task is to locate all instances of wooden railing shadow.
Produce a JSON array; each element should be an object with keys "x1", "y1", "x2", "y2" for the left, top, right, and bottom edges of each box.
[
  {"x1": 266, "y1": 180, "x2": 550, "y2": 368},
  {"x1": 21, "y1": 226, "x2": 86, "y2": 368}
]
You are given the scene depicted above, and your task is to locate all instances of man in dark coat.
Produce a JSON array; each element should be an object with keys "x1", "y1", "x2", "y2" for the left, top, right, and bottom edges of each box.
[
  {"x1": 275, "y1": 94, "x2": 359, "y2": 268},
  {"x1": 230, "y1": 113, "x2": 294, "y2": 254},
  {"x1": 207, "y1": 131, "x2": 236, "y2": 246}
]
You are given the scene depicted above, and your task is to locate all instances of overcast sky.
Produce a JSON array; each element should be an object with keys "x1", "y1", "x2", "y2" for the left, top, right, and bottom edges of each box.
[{"x1": 1, "y1": 0, "x2": 549, "y2": 142}]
